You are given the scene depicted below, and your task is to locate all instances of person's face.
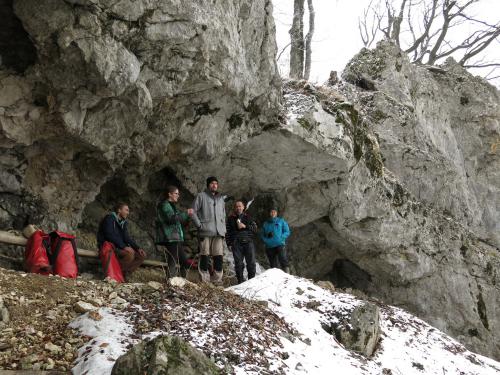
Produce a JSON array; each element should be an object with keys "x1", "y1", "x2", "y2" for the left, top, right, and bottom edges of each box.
[
  {"x1": 235, "y1": 201, "x2": 245, "y2": 214},
  {"x1": 270, "y1": 209, "x2": 278, "y2": 218},
  {"x1": 168, "y1": 189, "x2": 180, "y2": 202},
  {"x1": 208, "y1": 180, "x2": 218, "y2": 192},
  {"x1": 118, "y1": 205, "x2": 130, "y2": 219}
]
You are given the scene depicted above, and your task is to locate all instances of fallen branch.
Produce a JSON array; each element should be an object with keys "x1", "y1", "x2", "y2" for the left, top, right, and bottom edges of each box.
[{"x1": 0, "y1": 230, "x2": 168, "y2": 268}]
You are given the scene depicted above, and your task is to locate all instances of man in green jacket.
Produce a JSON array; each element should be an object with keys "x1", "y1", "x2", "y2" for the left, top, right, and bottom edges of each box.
[{"x1": 155, "y1": 185, "x2": 194, "y2": 278}]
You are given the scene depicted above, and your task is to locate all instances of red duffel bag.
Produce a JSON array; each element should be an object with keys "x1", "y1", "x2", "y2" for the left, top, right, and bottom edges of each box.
[
  {"x1": 99, "y1": 241, "x2": 124, "y2": 283},
  {"x1": 49, "y1": 231, "x2": 79, "y2": 278},
  {"x1": 24, "y1": 230, "x2": 51, "y2": 275}
]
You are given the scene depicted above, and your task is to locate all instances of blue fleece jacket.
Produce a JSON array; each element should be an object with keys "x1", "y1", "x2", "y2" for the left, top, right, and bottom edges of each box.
[{"x1": 260, "y1": 217, "x2": 290, "y2": 248}]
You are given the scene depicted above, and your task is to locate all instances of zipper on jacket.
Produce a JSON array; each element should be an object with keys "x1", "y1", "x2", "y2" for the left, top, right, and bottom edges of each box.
[{"x1": 213, "y1": 195, "x2": 217, "y2": 233}]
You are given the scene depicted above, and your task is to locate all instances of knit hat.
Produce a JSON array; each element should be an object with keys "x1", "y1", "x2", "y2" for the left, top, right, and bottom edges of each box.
[{"x1": 206, "y1": 176, "x2": 218, "y2": 187}]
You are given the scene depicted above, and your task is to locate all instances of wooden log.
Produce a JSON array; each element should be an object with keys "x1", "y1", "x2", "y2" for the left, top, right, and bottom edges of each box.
[
  {"x1": 0, "y1": 230, "x2": 168, "y2": 268},
  {"x1": 0, "y1": 230, "x2": 26, "y2": 246}
]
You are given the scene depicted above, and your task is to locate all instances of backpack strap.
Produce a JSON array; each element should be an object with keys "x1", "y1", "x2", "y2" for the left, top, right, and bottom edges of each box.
[
  {"x1": 49, "y1": 236, "x2": 63, "y2": 265},
  {"x1": 49, "y1": 234, "x2": 79, "y2": 269}
]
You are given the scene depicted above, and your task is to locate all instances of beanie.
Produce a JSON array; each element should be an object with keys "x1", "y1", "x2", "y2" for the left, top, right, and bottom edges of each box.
[{"x1": 206, "y1": 176, "x2": 218, "y2": 187}]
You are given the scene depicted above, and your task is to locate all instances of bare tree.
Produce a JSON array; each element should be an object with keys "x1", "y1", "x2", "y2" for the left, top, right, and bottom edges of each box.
[
  {"x1": 359, "y1": 0, "x2": 500, "y2": 78},
  {"x1": 304, "y1": 0, "x2": 315, "y2": 80},
  {"x1": 289, "y1": 0, "x2": 305, "y2": 79},
  {"x1": 289, "y1": 0, "x2": 316, "y2": 80}
]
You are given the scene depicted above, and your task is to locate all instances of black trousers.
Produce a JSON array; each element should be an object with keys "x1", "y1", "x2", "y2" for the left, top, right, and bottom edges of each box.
[
  {"x1": 232, "y1": 241, "x2": 256, "y2": 284},
  {"x1": 163, "y1": 242, "x2": 190, "y2": 278},
  {"x1": 266, "y1": 246, "x2": 289, "y2": 270}
]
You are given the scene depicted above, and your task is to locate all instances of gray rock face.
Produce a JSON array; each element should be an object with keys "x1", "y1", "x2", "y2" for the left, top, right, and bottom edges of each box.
[
  {"x1": 342, "y1": 42, "x2": 500, "y2": 247},
  {"x1": 0, "y1": 0, "x2": 499, "y2": 362},
  {"x1": 185, "y1": 75, "x2": 500, "y2": 360},
  {"x1": 111, "y1": 335, "x2": 220, "y2": 375},
  {"x1": 0, "y1": 0, "x2": 280, "y2": 233},
  {"x1": 334, "y1": 302, "x2": 381, "y2": 357}
]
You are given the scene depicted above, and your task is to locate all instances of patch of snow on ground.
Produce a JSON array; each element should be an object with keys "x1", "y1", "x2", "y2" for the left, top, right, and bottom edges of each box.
[
  {"x1": 230, "y1": 269, "x2": 500, "y2": 375},
  {"x1": 70, "y1": 308, "x2": 137, "y2": 375},
  {"x1": 70, "y1": 270, "x2": 500, "y2": 375}
]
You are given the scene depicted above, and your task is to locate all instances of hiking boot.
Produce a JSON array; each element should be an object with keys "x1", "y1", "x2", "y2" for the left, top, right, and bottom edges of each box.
[
  {"x1": 211, "y1": 271, "x2": 223, "y2": 286},
  {"x1": 199, "y1": 270, "x2": 210, "y2": 283}
]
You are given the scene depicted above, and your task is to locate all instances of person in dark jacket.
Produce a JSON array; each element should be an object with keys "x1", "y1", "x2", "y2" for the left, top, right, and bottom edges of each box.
[
  {"x1": 226, "y1": 200, "x2": 258, "y2": 284},
  {"x1": 97, "y1": 203, "x2": 146, "y2": 276},
  {"x1": 155, "y1": 185, "x2": 194, "y2": 278},
  {"x1": 260, "y1": 207, "x2": 290, "y2": 273}
]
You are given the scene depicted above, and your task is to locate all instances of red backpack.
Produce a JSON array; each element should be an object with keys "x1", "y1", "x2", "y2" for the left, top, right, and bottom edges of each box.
[
  {"x1": 24, "y1": 230, "x2": 51, "y2": 275},
  {"x1": 99, "y1": 241, "x2": 125, "y2": 283},
  {"x1": 48, "y1": 231, "x2": 79, "y2": 278}
]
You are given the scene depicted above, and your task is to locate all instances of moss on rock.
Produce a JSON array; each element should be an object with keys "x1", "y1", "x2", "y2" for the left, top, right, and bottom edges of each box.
[{"x1": 111, "y1": 335, "x2": 221, "y2": 375}]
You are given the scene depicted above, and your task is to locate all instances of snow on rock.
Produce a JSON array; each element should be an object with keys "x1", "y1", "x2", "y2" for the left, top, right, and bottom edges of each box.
[{"x1": 230, "y1": 269, "x2": 500, "y2": 375}]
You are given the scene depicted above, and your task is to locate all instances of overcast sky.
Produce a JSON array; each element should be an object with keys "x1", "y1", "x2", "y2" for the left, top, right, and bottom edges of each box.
[{"x1": 273, "y1": 0, "x2": 500, "y2": 86}]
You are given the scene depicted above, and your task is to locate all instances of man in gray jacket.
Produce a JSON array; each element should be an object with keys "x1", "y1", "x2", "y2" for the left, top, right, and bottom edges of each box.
[{"x1": 192, "y1": 176, "x2": 226, "y2": 284}]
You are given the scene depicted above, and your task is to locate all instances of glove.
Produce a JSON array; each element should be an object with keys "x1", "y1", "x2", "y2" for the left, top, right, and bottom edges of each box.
[{"x1": 267, "y1": 232, "x2": 273, "y2": 238}]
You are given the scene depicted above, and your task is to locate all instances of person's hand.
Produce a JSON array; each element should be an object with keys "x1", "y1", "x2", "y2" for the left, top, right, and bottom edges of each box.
[
  {"x1": 187, "y1": 208, "x2": 194, "y2": 216},
  {"x1": 237, "y1": 221, "x2": 246, "y2": 229},
  {"x1": 138, "y1": 249, "x2": 146, "y2": 258},
  {"x1": 123, "y1": 246, "x2": 134, "y2": 253}
]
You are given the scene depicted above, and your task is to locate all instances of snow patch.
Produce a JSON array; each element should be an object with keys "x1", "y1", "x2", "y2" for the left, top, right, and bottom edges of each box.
[
  {"x1": 70, "y1": 269, "x2": 500, "y2": 375},
  {"x1": 230, "y1": 269, "x2": 500, "y2": 375},
  {"x1": 69, "y1": 308, "x2": 137, "y2": 375}
]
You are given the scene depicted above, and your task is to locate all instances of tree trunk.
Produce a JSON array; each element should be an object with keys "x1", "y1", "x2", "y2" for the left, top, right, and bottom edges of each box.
[
  {"x1": 303, "y1": 0, "x2": 315, "y2": 80},
  {"x1": 289, "y1": 0, "x2": 305, "y2": 79}
]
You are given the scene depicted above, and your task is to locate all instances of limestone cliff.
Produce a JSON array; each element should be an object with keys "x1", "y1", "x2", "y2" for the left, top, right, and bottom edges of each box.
[
  {"x1": 0, "y1": 0, "x2": 280, "y2": 232},
  {"x1": 0, "y1": 0, "x2": 499, "y2": 362}
]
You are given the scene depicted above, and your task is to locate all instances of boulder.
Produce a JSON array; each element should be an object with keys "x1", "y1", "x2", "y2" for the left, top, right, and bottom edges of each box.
[
  {"x1": 74, "y1": 301, "x2": 97, "y2": 314},
  {"x1": 334, "y1": 302, "x2": 381, "y2": 357},
  {"x1": 169, "y1": 277, "x2": 194, "y2": 288},
  {"x1": 147, "y1": 281, "x2": 164, "y2": 290},
  {"x1": 111, "y1": 335, "x2": 220, "y2": 375}
]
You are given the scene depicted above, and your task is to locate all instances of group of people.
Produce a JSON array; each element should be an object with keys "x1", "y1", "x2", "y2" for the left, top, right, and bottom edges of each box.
[{"x1": 96, "y1": 176, "x2": 291, "y2": 284}]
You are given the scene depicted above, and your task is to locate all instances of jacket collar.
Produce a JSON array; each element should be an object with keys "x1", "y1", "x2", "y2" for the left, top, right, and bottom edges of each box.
[
  {"x1": 204, "y1": 189, "x2": 220, "y2": 197},
  {"x1": 112, "y1": 212, "x2": 126, "y2": 228}
]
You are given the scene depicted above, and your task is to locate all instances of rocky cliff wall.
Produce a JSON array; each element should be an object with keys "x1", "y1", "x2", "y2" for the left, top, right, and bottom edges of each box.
[
  {"x1": 0, "y1": 0, "x2": 280, "y2": 233},
  {"x1": 0, "y1": 0, "x2": 499, "y2": 361}
]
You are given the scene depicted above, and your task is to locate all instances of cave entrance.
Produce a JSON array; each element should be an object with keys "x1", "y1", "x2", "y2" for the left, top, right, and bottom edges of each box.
[
  {"x1": 0, "y1": 0, "x2": 37, "y2": 73},
  {"x1": 328, "y1": 258, "x2": 372, "y2": 290},
  {"x1": 78, "y1": 167, "x2": 196, "y2": 268}
]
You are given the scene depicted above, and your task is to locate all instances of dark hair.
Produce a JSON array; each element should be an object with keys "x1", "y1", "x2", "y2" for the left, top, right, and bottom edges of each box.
[
  {"x1": 235, "y1": 199, "x2": 246, "y2": 209},
  {"x1": 114, "y1": 202, "x2": 128, "y2": 212},
  {"x1": 164, "y1": 185, "x2": 179, "y2": 199}
]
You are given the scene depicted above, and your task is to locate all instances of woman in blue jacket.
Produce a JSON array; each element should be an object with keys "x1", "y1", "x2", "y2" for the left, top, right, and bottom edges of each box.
[{"x1": 260, "y1": 207, "x2": 291, "y2": 273}]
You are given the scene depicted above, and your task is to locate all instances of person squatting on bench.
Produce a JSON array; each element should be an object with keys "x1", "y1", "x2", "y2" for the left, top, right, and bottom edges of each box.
[{"x1": 97, "y1": 202, "x2": 146, "y2": 278}]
